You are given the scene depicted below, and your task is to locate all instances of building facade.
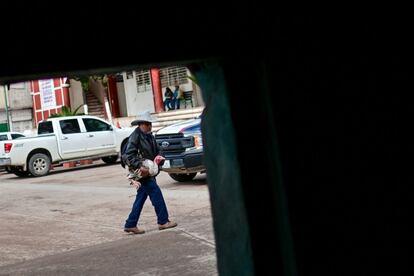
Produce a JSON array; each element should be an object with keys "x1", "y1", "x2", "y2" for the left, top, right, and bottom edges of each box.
[
  {"x1": 120, "y1": 66, "x2": 204, "y2": 116},
  {"x1": 2, "y1": 66, "x2": 203, "y2": 133},
  {"x1": 0, "y1": 82, "x2": 33, "y2": 133},
  {"x1": 30, "y1": 78, "x2": 71, "y2": 126}
]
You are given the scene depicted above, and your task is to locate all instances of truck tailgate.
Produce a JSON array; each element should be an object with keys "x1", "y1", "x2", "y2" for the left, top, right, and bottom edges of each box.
[{"x1": 0, "y1": 141, "x2": 6, "y2": 157}]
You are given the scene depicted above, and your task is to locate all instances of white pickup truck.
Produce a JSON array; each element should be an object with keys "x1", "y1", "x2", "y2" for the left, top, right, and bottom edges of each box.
[{"x1": 0, "y1": 115, "x2": 134, "y2": 177}]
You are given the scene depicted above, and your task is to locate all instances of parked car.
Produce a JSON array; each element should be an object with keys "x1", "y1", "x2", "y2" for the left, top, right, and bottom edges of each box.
[
  {"x1": 0, "y1": 131, "x2": 26, "y2": 141},
  {"x1": 155, "y1": 115, "x2": 205, "y2": 182},
  {"x1": 1, "y1": 116, "x2": 135, "y2": 177},
  {"x1": 0, "y1": 132, "x2": 26, "y2": 172}
]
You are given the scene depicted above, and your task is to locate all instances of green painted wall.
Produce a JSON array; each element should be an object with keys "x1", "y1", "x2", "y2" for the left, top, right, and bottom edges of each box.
[{"x1": 0, "y1": 123, "x2": 8, "y2": 132}]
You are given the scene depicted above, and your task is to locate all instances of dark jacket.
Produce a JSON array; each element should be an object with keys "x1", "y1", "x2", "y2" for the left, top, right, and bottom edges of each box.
[{"x1": 122, "y1": 127, "x2": 160, "y2": 171}]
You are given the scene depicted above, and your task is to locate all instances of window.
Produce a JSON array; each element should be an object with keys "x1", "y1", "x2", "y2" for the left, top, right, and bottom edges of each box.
[
  {"x1": 135, "y1": 70, "x2": 151, "y2": 93},
  {"x1": 160, "y1": 66, "x2": 189, "y2": 87},
  {"x1": 60, "y1": 119, "x2": 81, "y2": 134},
  {"x1": 38, "y1": 121, "x2": 54, "y2": 135},
  {"x1": 0, "y1": 134, "x2": 7, "y2": 141},
  {"x1": 126, "y1": 71, "x2": 134, "y2": 79},
  {"x1": 116, "y1": 73, "x2": 124, "y2": 82},
  {"x1": 11, "y1": 134, "x2": 25, "y2": 139},
  {"x1": 83, "y1": 118, "x2": 111, "y2": 132}
]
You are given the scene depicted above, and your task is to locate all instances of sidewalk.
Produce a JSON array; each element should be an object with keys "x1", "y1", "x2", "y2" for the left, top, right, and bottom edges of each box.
[
  {"x1": 0, "y1": 167, "x2": 216, "y2": 275},
  {"x1": 0, "y1": 228, "x2": 217, "y2": 276}
]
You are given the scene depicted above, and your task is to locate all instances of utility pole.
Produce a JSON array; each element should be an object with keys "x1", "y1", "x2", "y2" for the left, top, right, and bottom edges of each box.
[{"x1": 3, "y1": 84, "x2": 10, "y2": 131}]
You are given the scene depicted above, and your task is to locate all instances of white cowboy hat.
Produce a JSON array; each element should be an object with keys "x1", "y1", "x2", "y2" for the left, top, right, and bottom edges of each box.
[{"x1": 131, "y1": 111, "x2": 157, "y2": 126}]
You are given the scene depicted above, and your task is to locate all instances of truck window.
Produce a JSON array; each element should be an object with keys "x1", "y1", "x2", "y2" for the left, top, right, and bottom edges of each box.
[
  {"x1": 11, "y1": 134, "x2": 25, "y2": 139},
  {"x1": 60, "y1": 119, "x2": 81, "y2": 134},
  {"x1": 38, "y1": 121, "x2": 54, "y2": 134},
  {"x1": 82, "y1": 118, "x2": 111, "y2": 132}
]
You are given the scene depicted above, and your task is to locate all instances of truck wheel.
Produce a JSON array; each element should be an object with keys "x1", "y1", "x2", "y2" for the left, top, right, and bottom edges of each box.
[
  {"x1": 28, "y1": 153, "x2": 51, "y2": 177},
  {"x1": 102, "y1": 155, "x2": 118, "y2": 164},
  {"x1": 169, "y1": 173, "x2": 197, "y2": 182}
]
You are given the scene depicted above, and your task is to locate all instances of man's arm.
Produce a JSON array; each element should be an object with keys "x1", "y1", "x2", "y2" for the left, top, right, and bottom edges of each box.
[{"x1": 122, "y1": 131, "x2": 145, "y2": 170}]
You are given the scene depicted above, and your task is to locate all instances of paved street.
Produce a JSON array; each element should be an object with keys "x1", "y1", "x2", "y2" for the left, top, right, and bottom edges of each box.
[{"x1": 0, "y1": 162, "x2": 217, "y2": 275}]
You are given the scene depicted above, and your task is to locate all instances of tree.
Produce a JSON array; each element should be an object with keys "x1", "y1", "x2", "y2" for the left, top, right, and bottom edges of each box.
[
  {"x1": 73, "y1": 76, "x2": 91, "y2": 93},
  {"x1": 72, "y1": 74, "x2": 109, "y2": 93}
]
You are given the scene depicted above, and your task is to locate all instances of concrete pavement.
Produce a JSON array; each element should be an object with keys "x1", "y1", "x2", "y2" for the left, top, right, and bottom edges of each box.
[
  {"x1": 0, "y1": 229, "x2": 216, "y2": 275},
  {"x1": 0, "y1": 162, "x2": 217, "y2": 275}
]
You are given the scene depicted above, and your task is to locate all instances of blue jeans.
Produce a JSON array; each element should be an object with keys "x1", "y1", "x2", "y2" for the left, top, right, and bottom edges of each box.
[
  {"x1": 124, "y1": 177, "x2": 170, "y2": 228},
  {"x1": 173, "y1": 97, "x2": 180, "y2": 109},
  {"x1": 164, "y1": 99, "x2": 173, "y2": 110}
]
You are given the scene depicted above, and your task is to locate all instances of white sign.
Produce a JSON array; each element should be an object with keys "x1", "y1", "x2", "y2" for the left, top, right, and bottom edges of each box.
[{"x1": 39, "y1": 79, "x2": 56, "y2": 109}]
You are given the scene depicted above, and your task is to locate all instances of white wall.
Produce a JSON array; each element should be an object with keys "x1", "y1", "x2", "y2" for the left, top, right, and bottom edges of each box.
[
  {"x1": 116, "y1": 82, "x2": 128, "y2": 117},
  {"x1": 8, "y1": 82, "x2": 32, "y2": 109},
  {"x1": 0, "y1": 85, "x2": 6, "y2": 109},
  {"x1": 69, "y1": 80, "x2": 86, "y2": 113},
  {"x1": 10, "y1": 109, "x2": 33, "y2": 132},
  {"x1": 122, "y1": 72, "x2": 155, "y2": 116},
  {"x1": 0, "y1": 82, "x2": 33, "y2": 132},
  {"x1": 0, "y1": 83, "x2": 32, "y2": 109},
  {"x1": 89, "y1": 79, "x2": 106, "y2": 104},
  {"x1": 192, "y1": 82, "x2": 204, "y2": 107},
  {"x1": 0, "y1": 110, "x2": 7, "y2": 123}
]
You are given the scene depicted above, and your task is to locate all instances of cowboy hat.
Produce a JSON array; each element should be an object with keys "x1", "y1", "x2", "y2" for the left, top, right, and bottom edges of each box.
[{"x1": 131, "y1": 111, "x2": 157, "y2": 126}]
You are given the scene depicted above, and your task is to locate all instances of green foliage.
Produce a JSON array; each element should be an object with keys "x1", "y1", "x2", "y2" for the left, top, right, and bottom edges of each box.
[
  {"x1": 72, "y1": 74, "x2": 109, "y2": 93},
  {"x1": 71, "y1": 76, "x2": 90, "y2": 93},
  {"x1": 49, "y1": 105, "x2": 84, "y2": 118},
  {"x1": 91, "y1": 75, "x2": 108, "y2": 86},
  {"x1": 187, "y1": 73, "x2": 199, "y2": 85}
]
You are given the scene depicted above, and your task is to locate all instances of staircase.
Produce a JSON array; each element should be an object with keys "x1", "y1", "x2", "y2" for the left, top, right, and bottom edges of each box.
[
  {"x1": 151, "y1": 106, "x2": 204, "y2": 132},
  {"x1": 112, "y1": 106, "x2": 204, "y2": 132},
  {"x1": 85, "y1": 92, "x2": 105, "y2": 119}
]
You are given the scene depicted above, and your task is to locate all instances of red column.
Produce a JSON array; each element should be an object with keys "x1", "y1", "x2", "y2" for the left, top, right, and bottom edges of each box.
[
  {"x1": 107, "y1": 76, "x2": 120, "y2": 118},
  {"x1": 150, "y1": 68, "x2": 165, "y2": 113}
]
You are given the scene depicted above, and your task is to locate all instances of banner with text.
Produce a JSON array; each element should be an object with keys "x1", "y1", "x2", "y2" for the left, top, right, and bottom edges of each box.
[{"x1": 39, "y1": 79, "x2": 56, "y2": 109}]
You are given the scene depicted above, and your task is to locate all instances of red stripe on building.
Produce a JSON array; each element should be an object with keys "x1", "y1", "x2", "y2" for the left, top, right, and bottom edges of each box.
[
  {"x1": 36, "y1": 111, "x2": 43, "y2": 123},
  {"x1": 31, "y1": 78, "x2": 73, "y2": 126},
  {"x1": 33, "y1": 81, "x2": 40, "y2": 93},
  {"x1": 34, "y1": 94, "x2": 41, "y2": 110},
  {"x1": 55, "y1": 88, "x2": 63, "y2": 106},
  {"x1": 43, "y1": 111, "x2": 49, "y2": 121},
  {"x1": 54, "y1": 79, "x2": 60, "y2": 87}
]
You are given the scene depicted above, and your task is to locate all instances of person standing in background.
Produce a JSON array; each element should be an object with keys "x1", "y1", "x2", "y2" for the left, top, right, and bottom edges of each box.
[
  {"x1": 172, "y1": 85, "x2": 182, "y2": 110},
  {"x1": 164, "y1": 87, "x2": 174, "y2": 111}
]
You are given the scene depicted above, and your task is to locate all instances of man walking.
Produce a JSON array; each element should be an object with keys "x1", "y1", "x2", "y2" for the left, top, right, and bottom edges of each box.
[{"x1": 122, "y1": 111, "x2": 177, "y2": 234}]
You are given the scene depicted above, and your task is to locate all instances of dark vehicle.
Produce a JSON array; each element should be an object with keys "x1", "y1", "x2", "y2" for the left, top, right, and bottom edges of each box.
[{"x1": 155, "y1": 117, "x2": 205, "y2": 182}]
